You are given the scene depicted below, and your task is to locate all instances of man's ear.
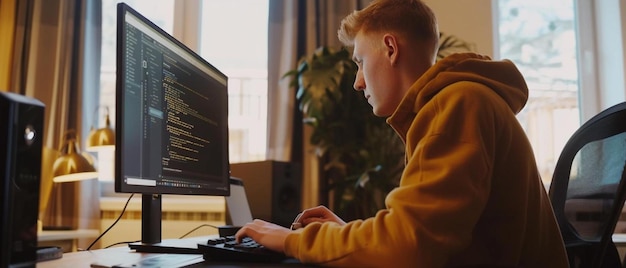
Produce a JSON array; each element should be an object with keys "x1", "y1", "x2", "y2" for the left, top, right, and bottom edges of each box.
[{"x1": 382, "y1": 34, "x2": 398, "y2": 65}]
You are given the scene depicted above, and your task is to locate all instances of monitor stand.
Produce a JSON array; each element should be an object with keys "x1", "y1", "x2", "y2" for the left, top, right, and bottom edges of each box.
[
  {"x1": 129, "y1": 240, "x2": 201, "y2": 254},
  {"x1": 128, "y1": 194, "x2": 201, "y2": 254}
]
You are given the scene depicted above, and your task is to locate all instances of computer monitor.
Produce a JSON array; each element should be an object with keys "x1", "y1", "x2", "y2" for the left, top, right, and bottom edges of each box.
[{"x1": 115, "y1": 2, "x2": 230, "y2": 253}]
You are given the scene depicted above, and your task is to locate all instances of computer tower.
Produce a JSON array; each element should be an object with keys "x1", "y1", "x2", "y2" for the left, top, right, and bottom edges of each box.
[
  {"x1": 229, "y1": 160, "x2": 302, "y2": 228},
  {"x1": 0, "y1": 92, "x2": 45, "y2": 267}
]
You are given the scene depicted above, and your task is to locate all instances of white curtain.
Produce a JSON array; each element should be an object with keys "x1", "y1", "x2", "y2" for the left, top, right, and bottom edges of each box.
[{"x1": 267, "y1": 0, "x2": 371, "y2": 209}]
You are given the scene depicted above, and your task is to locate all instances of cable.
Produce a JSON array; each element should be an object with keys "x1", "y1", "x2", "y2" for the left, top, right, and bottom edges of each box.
[
  {"x1": 84, "y1": 193, "x2": 135, "y2": 251},
  {"x1": 178, "y1": 223, "x2": 219, "y2": 239},
  {"x1": 104, "y1": 240, "x2": 140, "y2": 249}
]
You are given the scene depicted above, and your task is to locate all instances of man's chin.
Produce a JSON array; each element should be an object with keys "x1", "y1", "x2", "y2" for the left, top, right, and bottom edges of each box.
[
  {"x1": 372, "y1": 106, "x2": 394, "y2": 117},
  {"x1": 371, "y1": 109, "x2": 387, "y2": 117}
]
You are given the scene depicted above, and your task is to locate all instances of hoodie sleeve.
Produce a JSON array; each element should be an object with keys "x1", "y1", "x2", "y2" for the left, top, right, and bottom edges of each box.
[{"x1": 283, "y1": 82, "x2": 502, "y2": 267}]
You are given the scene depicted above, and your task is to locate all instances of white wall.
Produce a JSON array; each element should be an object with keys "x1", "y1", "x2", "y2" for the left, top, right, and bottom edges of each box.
[{"x1": 423, "y1": 0, "x2": 495, "y2": 57}]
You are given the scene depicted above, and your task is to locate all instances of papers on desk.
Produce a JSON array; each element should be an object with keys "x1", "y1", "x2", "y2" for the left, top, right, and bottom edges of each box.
[{"x1": 90, "y1": 254, "x2": 203, "y2": 268}]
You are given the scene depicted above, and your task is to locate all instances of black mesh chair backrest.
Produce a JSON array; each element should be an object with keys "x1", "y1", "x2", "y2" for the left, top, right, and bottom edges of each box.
[{"x1": 549, "y1": 101, "x2": 626, "y2": 268}]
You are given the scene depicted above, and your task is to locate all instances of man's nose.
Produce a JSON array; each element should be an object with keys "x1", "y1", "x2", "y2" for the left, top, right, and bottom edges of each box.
[{"x1": 353, "y1": 72, "x2": 365, "y2": 91}]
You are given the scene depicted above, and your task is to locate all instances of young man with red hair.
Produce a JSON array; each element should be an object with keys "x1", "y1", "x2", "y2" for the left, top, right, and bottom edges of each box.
[{"x1": 236, "y1": 1, "x2": 568, "y2": 266}]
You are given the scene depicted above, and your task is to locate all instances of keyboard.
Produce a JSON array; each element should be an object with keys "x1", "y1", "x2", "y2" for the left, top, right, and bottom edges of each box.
[{"x1": 197, "y1": 235, "x2": 288, "y2": 263}]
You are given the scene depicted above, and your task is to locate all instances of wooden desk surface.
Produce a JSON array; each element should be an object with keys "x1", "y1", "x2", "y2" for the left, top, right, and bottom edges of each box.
[
  {"x1": 37, "y1": 236, "x2": 208, "y2": 267},
  {"x1": 37, "y1": 242, "x2": 204, "y2": 267},
  {"x1": 37, "y1": 234, "x2": 626, "y2": 267},
  {"x1": 36, "y1": 236, "x2": 309, "y2": 267}
]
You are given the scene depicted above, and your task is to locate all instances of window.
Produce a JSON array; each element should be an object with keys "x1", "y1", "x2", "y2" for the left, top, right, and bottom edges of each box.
[
  {"x1": 99, "y1": 0, "x2": 268, "y2": 179},
  {"x1": 100, "y1": 0, "x2": 174, "y2": 128},
  {"x1": 496, "y1": 0, "x2": 581, "y2": 186},
  {"x1": 199, "y1": 0, "x2": 269, "y2": 163}
]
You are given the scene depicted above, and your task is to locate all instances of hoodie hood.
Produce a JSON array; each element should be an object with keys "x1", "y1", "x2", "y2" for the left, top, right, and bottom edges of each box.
[{"x1": 388, "y1": 52, "x2": 529, "y2": 137}]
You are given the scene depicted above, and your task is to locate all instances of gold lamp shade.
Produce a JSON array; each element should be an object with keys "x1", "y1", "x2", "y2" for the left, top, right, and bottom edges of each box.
[
  {"x1": 86, "y1": 125, "x2": 115, "y2": 151},
  {"x1": 86, "y1": 107, "x2": 115, "y2": 151},
  {"x1": 52, "y1": 137, "x2": 98, "y2": 183}
]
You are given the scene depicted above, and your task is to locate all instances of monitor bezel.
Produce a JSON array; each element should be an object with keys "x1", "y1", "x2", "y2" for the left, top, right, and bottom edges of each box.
[{"x1": 115, "y1": 2, "x2": 230, "y2": 197}]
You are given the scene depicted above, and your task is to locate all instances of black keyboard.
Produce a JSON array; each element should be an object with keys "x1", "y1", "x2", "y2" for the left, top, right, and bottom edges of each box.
[{"x1": 197, "y1": 235, "x2": 288, "y2": 263}]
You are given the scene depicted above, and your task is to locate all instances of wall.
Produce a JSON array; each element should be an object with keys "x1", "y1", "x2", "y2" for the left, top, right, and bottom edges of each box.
[{"x1": 423, "y1": 0, "x2": 495, "y2": 57}]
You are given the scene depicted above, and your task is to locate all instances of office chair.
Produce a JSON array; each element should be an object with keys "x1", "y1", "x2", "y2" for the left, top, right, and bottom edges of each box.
[{"x1": 549, "y1": 101, "x2": 626, "y2": 268}]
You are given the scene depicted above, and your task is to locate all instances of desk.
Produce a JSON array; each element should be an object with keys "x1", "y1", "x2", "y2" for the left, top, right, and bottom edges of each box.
[
  {"x1": 38, "y1": 229, "x2": 100, "y2": 252},
  {"x1": 36, "y1": 236, "x2": 309, "y2": 267}
]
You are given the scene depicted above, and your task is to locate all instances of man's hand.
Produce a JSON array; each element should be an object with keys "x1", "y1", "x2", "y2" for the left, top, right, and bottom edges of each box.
[
  {"x1": 234, "y1": 206, "x2": 346, "y2": 253},
  {"x1": 234, "y1": 219, "x2": 291, "y2": 253},
  {"x1": 293, "y1": 205, "x2": 346, "y2": 228}
]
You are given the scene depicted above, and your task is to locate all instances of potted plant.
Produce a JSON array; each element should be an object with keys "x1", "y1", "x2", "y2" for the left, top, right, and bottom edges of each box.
[{"x1": 285, "y1": 33, "x2": 474, "y2": 220}]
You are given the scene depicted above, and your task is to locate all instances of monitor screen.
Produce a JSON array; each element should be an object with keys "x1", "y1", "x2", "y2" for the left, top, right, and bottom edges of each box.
[
  {"x1": 115, "y1": 3, "x2": 230, "y2": 197},
  {"x1": 115, "y1": 3, "x2": 230, "y2": 252}
]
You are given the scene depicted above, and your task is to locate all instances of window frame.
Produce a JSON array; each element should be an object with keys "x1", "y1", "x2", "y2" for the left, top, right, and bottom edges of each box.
[
  {"x1": 576, "y1": 0, "x2": 626, "y2": 120},
  {"x1": 172, "y1": 0, "x2": 202, "y2": 53}
]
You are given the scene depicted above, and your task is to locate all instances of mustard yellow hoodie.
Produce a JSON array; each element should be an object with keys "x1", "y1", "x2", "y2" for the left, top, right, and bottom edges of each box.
[{"x1": 284, "y1": 53, "x2": 569, "y2": 267}]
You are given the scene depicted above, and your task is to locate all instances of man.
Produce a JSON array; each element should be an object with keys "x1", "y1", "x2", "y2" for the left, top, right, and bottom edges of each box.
[{"x1": 235, "y1": 0, "x2": 569, "y2": 266}]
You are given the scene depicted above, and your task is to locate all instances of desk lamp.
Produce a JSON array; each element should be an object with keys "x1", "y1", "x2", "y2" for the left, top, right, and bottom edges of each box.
[
  {"x1": 52, "y1": 129, "x2": 98, "y2": 182},
  {"x1": 86, "y1": 106, "x2": 115, "y2": 152},
  {"x1": 85, "y1": 106, "x2": 115, "y2": 181},
  {"x1": 42, "y1": 130, "x2": 98, "y2": 230}
]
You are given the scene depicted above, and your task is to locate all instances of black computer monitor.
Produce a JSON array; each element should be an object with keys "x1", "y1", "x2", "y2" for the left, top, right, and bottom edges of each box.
[{"x1": 115, "y1": 2, "x2": 230, "y2": 253}]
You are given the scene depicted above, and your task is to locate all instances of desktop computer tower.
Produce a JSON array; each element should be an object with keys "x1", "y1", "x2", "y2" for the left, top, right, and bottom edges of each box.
[
  {"x1": 0, "y1": 92, "x2": 45, "y2": 267},
  {"x1": 229, "y1": 160, "x2": 302, "y2": 228}
]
